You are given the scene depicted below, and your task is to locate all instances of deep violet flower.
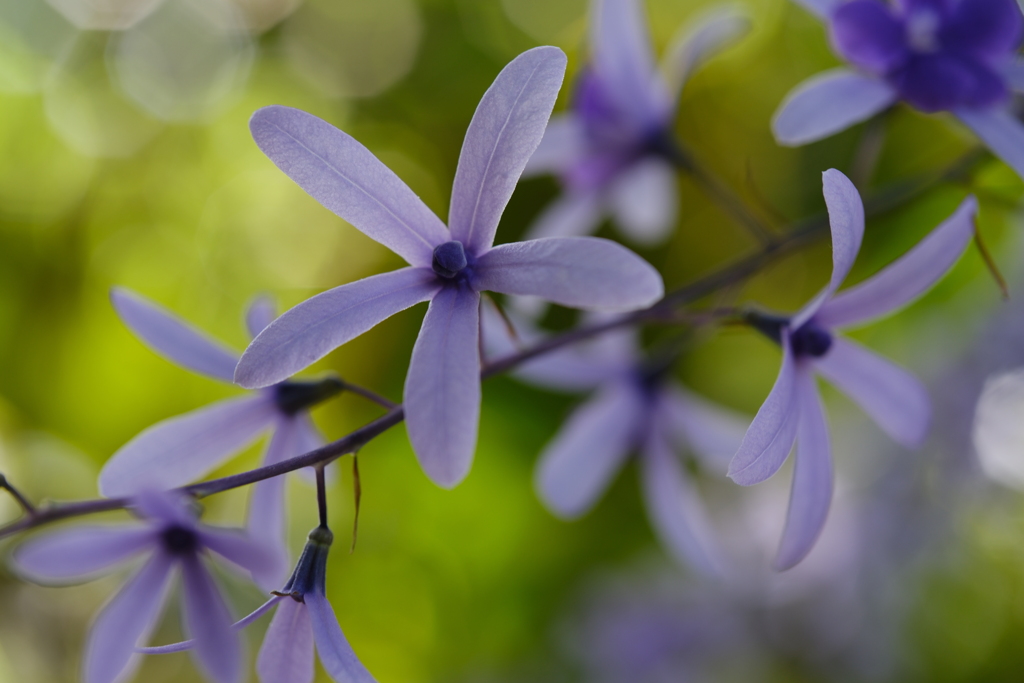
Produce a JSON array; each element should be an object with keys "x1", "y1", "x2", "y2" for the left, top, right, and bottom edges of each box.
[
  {"x1": 233, "y1": 47, "x2": 664, "y2": 489},
  {"x1": 10, "y1": 490, "x2": 276, "y2": 683},
  {"x1": 483, "y1": 309, "x2": 748, "y2": 575},
  {"x1": 773, "y1": 0, "x2": 1024, "y2": 179},
  {"x1": 728, "y1": 168, "x2": 977, "y2": 569},
  {"x1": 521, "y1": 0, "x2": 749, "y2": 244},
  {"x1": 100, "y1": 289, "x2": 341, "y2": 588}
]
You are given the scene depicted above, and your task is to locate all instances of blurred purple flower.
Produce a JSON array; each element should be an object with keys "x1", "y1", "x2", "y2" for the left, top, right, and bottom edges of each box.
[
  {"x1": 233, "y1": 47, "x2": 664, "y2": 489},
  {"x1": 11, "y1": 490, "x2": 275, "y2": 683},
  {"x1": 483, "y1": 311, "x2": 747, "y2": 575},
  {"x1": 522, "y1": 0, "x2": 748, "y2": 244},
  {"x1": 729, "y1": 169, "x2": 977, "y2": 569},
  {"x1": 773, "y1": 0, "x2": 1024, "y2": 179},
  {"x1": 100, "y1": 289, "x2": 340, "y2": 588}
]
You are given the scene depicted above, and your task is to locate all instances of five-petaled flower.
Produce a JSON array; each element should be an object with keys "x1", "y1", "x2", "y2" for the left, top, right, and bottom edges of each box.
[
  {"x1": 728, "y1": 168, "x2": 977, "y2": 570},
  {"x1": 521, "y1": 0, "x2": 748, "y2": 244},
  {"x1": 11, "y1": 490, "x2": 276, "y2": 683},
  {"x1": 100, "y1": 289, "x2": 342, "y2": 589},
  {"x1": 233, "y1": 46, "x2": 664, "y2": 489},
  {"x1": 773, "y1": 0, "x2": 1024, "y2": 180}
]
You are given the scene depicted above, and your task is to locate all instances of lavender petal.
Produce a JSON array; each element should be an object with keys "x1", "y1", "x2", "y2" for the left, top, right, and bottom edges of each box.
[
  {"x1": 791, "y1": 169, "x2": 865, "y2": 328},
  {"x1": 829, "y1": 0, "x2": 908, "y2": 74},
  {"x1": 246, "y1": 417, "x2": 299, "y2": 589},
  {"x1": 449, "y1": 46, "x2": 567, "y2": 253},
  {"x1": 661, "y1": 385, "x2": 749, "y2": 473},
  {"x1": 774, "y1": 370, "x2": 833, "y2": 571},
  {"x1": 84, "y1": 552, "x2": 175, "y2": 683},
  {"x1": 13, "y1": 527, "x2": 154, "y2": 584},
  {"x1": 131, "y1": 489, "x2": 196, "y2": 528},
  {"x1": 404, "y1": 287, "x2": 482, "y2": 488},
  {"x1": 474, "y1": 237, "x2": 663, "y2": 311},
  {"x1": 608, "y1": 158, "x2": 678, "y2": 245},
  {"x1": 246, "y1": 295, "x2": 278, "y2": 339},
  {"x1": 199, "y1": 527, "x2": 284, "y2": 592},
  {"x1": 771, "y1": 69, "x2": 897, "y2": 146},
  {"x1": 249, "y1": 106, "x2": 450, "y2": 267},
  {"x1": 111, "y1": 287, "x2": 240, "y2": 382},
  {"x1": 942, "y1": 0, "x2": 1023, "y2": 61},
  {"x1": 662, "y1": 7, "x2": 750, "y2": 105},
  {"x1": 535, "y1": 384, "x2": 642, "y2": 518},
  {"x1": 306, "y1": 591, "x2": 378, "y2": 683},
  {"x1": 522, "y1": 114, "x2": 585, "y2": 177},
  {"x1": 100, "y1": 395, "x2": 279, "y2": 497},
  {"x1": 813, "y1": 337, "x2": 930, "y2": 449},
  {"x1": 235, "y1": 268, "x2": 441, "y2": 389},
  {"x1": 1004, "y1": 57, "x2": 1024, "y2": 92},
  {"x1": 181, "y1": 555, "x2": 241, "y2": 683},
  {"x1": 955, "y1": 107, "x2": 1024, "y2": 181},
  {"x1": 256, "y1": 599, "x2": 315, "y2": 683},
  {"x1": 139, "y1": 596, "x2": 285, "y2": 656},
  {"x1": 817, "y1": 196, "x2": 977, "y2": 328},
  {"x1": 524, "y1": 192, "x2": 604, "y2": 240}
]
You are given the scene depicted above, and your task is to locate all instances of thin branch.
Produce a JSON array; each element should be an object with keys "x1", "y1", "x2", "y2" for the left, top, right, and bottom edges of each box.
[
  {"x1": 341, "y1": 382, "x2": 398, "y2": 410},
  {"x1": 0, "y1": 475, "x2": 35, "y2": 515},
  {"x1": 315, "y1": 465, "x2": 328, "y2": 529}
]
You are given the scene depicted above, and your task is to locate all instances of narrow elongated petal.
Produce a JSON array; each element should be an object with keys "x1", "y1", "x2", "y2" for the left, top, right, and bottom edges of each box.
[
  {"x1": 181, "y1": 555, "x2": 241, "y2": 683},
  {"x1": 1004, "y1": 57, "x2": 1024, "y2": 92},
  {"x1": 728, "y1": 338, "x2": 800, "y2": 485},
  {"x1": 449, "y1": 47, "x2": 567, "y2": 253},
  {"x1": 84, "y1": 552, "x2": 175, "y2": 683},
  {"x1": 257, "y1": 599, "x2": 315, "y2": 683},
  {"x1": 661, "y1": 385, "x2": 749, "y2": 472},
  {"x1": 817, "y1": 196, "x2": 977, "y2": 329},
  {"x1": 307, "y1": 592, "x2": 377, "y2": 683},
  {"x1": 608, "y1": 158, "x2": 678, "y2": 245},
  {"x1": 245, "y1": 418, "x2": 297, "y2": 589},
  {"x1": 535, "y1": 383, "x2": 642, "y2": 518},
  {"x1": 100, "y1": 395, "x2": 279, "y2": 497},
  {"x1": 235, "y1": 268, "x2": 441, "y2": 389},
  {"x1": 774, "y1": 372, "x2": 833, "y2": 571},
  {"x1": 138, "y1": 596, "x2": 285, "y2": 655},
  {"x1": 524, "y1": 192, "x2": 604, "y2": 240},
  {"x1": 591, "y1": 0, "x2": 667, "y2": 125},
  {"x1": 522, "y1": 115, "x2": 585, "y2": 177},
  {"x1": 249, "y1": 106, "x2": 449, "y2": 267},
  {"x1": 199, "y1": 527, "x2": 283, "y2": 590},
  {"x1": 640, "y1": 431, "x2": 723, "y2": 575},
  {"x1": 246, "y1": 295, "x2": 277, "y2": 338},
  {"x1": 955, "y1": 107, "x2": 1024, "y2": 181},
  {"x1": 662, "y1": 7, "x2": 750, "y2": 105},
  {"x1": 474, "y1": 237, "x2": 663, "y2": 311},
  {"x1": 13, "y1": 527, "x2": 154, "y2": 584},
  {"x1": 791, "y1": 169, "x2": 865, "y2": 328},
  {"x1": 813, "y1": 337, "x2": 930, "y2": 448},
  {"x1": 772, "y1": 69, "x2": 896, "y2": 146},
  {"x1": 111, "y1": 287, "x2": 239, "y2": 382},
  {"x1": 404, "y1": 287, "x2": 481, "y2": 488}
]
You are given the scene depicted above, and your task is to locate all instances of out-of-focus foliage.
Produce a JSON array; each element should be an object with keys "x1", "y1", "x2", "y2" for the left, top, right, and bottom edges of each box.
[{"x1": 0, "y1": 0, "x2": 1023, "y2": 681}]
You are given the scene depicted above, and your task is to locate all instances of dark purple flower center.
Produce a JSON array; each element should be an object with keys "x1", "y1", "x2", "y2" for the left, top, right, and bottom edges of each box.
[
  {"x1": 432, "y1": 240, "x2": 468, "y2": 279},
  {"x1": 274, "y1": 377, "x2": 345, "y2": 416},
  {"x1": 161, "y1": 525, "x2": 199, "y2": 555},
  {"x1": 789, "y1": 321, "x2": 834, "y2": 358}
]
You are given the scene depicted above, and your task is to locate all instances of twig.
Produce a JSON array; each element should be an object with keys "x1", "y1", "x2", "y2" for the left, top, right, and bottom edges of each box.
[
  {"x1": 341, "y1": 382, "x2": 398, "y2": 410},
  {"x1": 0, "y1": 474, "x2": 35, "y2": 515}
]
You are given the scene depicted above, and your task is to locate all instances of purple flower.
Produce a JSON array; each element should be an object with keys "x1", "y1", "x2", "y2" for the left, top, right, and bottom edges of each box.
[
  {"x1": 522, "y1": 0, "x2": 748, "y2": 244},
  {"x1": 773, "y1": 0, "x2": 1024, "y2": 180},
  {"x1": 10, "y1": 490, "x2": 276, "y2": 683},
  {"x1": 232, "y1": 47, "x2": 664, "y2": 489},
  {"x1": 483, "y1": 311, "x2": 748, "y2": 575},
  {"x1": 100, "y1": 289, "x2": 339, "y2": 588},
  {"x1": 728, "y1": 169, "x2": 977, "y2": 569}
]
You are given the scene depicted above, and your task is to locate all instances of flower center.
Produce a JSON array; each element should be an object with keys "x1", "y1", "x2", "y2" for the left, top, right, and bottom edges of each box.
[
  {"x1": 790, "y1": 321, "x2": 833, "y2": 358},
  {"x1": 906, "y1": 9, "x2": 941, "y2": 53},
  {"x1": 161, "y1": 525, "x2": 199, "y2": 555},
  {"x1": 274, "y1": 377, "x2": 345, "y2": 416},
  {"x1": 432, "y1": 240, "x2": 468, "y2": 279}
]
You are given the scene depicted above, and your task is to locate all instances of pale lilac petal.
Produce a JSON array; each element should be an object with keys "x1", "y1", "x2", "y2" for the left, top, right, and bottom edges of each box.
[
  {"x1": 774, "y1": 371, "x2": 833, "y2": 571},
  {"x1": 235, "y1": 268, "x2": 441, "y2": 389},
  {"x1": 608, "y1": 158, "x2": 678, "y2": 245},
  {"x1": 660, "y1": 385, "x2": 749, "y2": 472},
  {"x1": 813, "y1": 336, "x2": 930, "y2": 449},
  {"x1": 306, "y1": 591, "x2": 377, "y2": 683},
  {"x1": 771, "y1": 69, "x2": 897, "y2": 146},
  {"x1": 955, "y1": 107, "x2": 1024, "y2": 181},
  {"x1": 131, "y1": 489, "x2": 196, "y2": 528},
  {"x1": 591, "y1": 0, "x2": 668, "y2": 125},
  {"x1": 792, "y1": 0, "x2": 842, "y2": 17},
  {"x1": 1004, "y1": 57, "x2": 1024, "y2": 92},
  {"x1": 100, "y1": 395, "x2": 279, "y2": 497},
  {"x1": 246, "y1": 295, "x2": 278, "y2": 339},
  {"x1": 535, "y1": 383, "x2": 643, "y2": 518},
  {"x1": 249, "y1": 106, "x2": 449, "y2": 267},
  {"x1": 522, "y1": 114, "x2": 586, "y2": 177},
  {"x1": 791, "y1": 169, "x2": 865, "y2": 328},
  {"x1": 727, "y1": 338, "x2": 800, "y2": 485},
  {"x1": 640, "y1": 431, "x2": 723, "y2": 576},
  {"x1": 245, "y1": 417, "x2": 298, "y2": 589},
  {"x1": 404, "y1": 287, "x2": 482, "y2": 488},
  {"x1": 817, "y1": 196, "x2": 977, "y2": 329},
  {"x1": 13, "y1": 527, "x2": 154, "y2": 584},
  {"x1": 257, "y1": 599, "x2": 315, "y2": 683},
  {"x1": 661, "y1": 7, "x2": 751, "y2": 105},
  {"x1": 199, "y1": 527, "x2": 283, "y2": 591},
  {"x1": 111, "y1": 287, "x2": 239, "y2": 382},
  {"x1": 449, "y1": 46, "x2": 567, "y2": 253},
  {"x1": 524, "y1": 192, "x2": 604, "y2": 240},
  {"x1": 474, "y1": 237, "x2": 663, "y2": 312},
  {"x1": 181, "y1": 555, "x2": 241, "y2": 683},
  {"x1": 84, "y1": 552, "x2": 175, "y2": 683},
  {"x1": 139, "y1": 596, "x2": 284, "y2": 655}
]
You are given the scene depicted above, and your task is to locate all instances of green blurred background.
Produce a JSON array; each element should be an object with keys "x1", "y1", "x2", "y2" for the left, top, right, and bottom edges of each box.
[{"x1": 2, "y1": 0, "x2": 1024, "y2": 681}]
